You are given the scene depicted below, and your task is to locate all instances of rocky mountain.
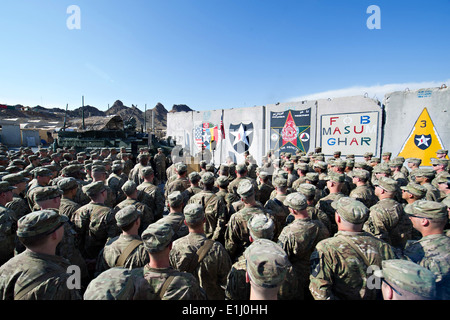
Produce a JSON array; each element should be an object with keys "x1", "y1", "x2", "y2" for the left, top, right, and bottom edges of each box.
[{"x1": 0, "y1": 100, "x2": 195, "y2": 131}]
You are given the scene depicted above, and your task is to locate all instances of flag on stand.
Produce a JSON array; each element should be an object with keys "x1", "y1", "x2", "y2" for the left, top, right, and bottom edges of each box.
[{"x1": 220, "y1": 114, "x2": 225, "y2": 139}]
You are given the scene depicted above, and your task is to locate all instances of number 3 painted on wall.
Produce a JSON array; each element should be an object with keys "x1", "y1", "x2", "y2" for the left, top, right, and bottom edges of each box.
[{"x1": 420, "y1": 120, "x2": 426, "y2": 128}]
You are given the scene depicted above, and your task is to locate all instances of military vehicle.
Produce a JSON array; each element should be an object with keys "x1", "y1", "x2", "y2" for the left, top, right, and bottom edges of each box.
[{"x1": 55, "y1": 114, "x2": 173, "y2": 158}]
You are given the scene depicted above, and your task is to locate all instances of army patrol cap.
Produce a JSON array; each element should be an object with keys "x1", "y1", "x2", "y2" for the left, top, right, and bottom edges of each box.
[
  {"x1": 116, "y1": 205, "x2": 142, "y2": 227},
  {"x1": 363, "y1": 152, "x2": 373, "y2": 158},
  {"x1": 374, "y1": 177, "x2": 398, "y2": 192},
  {"x1": 404, "y1": 200, "x2": 447, "y2": 220},
  {"x1": 353, "y1": 169, "x2": 370, "y2": 180},
  {"x1": 374, "y1": 259, "x2": 436, "y2": 299},
  {"x1": 332, "y1": 159, "x2": 346, "y2": 169},
  {"x1": 331, "y1": 197, "x2": 369, "y2": 224},
  {"x1": 122, "y1": 180, "x2": 137, "y2": 195},
  {"x1": 305, "y1": 172, "x2": 319, "y2": 183},
  {"x1": 168, "y1": 191, "x2": 183, "y2": 207},
  {"x1": 62, "y1": 164, "x2": 83, "y2": 175},
  {"x1": 82, "y1": 181, "x2": 106, "y2": 197},
  {"x1": 33, "y1": 167, "x2": 53, "y2": 177},
  {"x1": 248, "y1": 213, "x2": 274, "y2": 240},
  {"x1": 283, "y1": 192, "x2": 307, "y2": 211},
  {"x1": 57, "y1": 177, "x2": 79, "y2": 191},
  {"x1": 273, "y1": 176, "x2": 288, "y2": 188},
  {"x1": 111, "y1": 163, "x2": 123, "y2": 171},
  {"x1": 435, "y1": 174, "x2": 450, "y2": 185},
  {"x1": 84, "y1": 267, "x2": 142, "y2": 300},
  {"x1": 188, "y1": 171, "x2": 201, "y2": 182},
  {"x1": 141, "y1": 166, "x2": 154, "y2": 176},
  {"x1": 400, "y1": 183, "x2": 427, "y2": 198},
  {"x1": 346, "y1": 154, "x2": 355, "y2": 159},
  {"x1": 183, "y1": 203, "x2": 205, "y2": 224},
  {"x1": 2, "y1": 172, "x2": 29, "y2": 185},
  {"x1": 216, "y1": 175, "x2": 229, "y2": 188},
  {"x1": 407, "y1": 158, "x2": 421, "y2": 165},
  {"x1": 370, "y1": 157, "x2": 381, "y2": 164},
  {"x1": 431, "y1": 158, "x2": 449, "y2": 166},
  {"x1": 389, "y1": 158, "x2": 404, "y2": 167},
  {"x1": 436, "y1": 149, "x2": 448, "y2": 155},
  {"x1": 201, "y1": 172, "x2": 215, "y2": 185},
  {"x1": 382, "y1": 152, "x2": 392, "y2": 157},
  {"x1": 92, "y1": 165, "x2": 107, "y2": 174},
  {"x1": 296, "y1": 183, "x2": 316, "y2": 197},
  {"x1": 141, "y1": 222, "x2": 174, "y2": 253},
  {"x1": 295, "y1": 163, "x2": 308, "y2": 171},
  {"x1": 28, "y1": 155, "x2": 39, "y2": 161},
  {"x1": 313, "y1": 161, "x2": 327, "y2": 170},
  {"x1": 414, "y1": 168, "x2": 435, "y2": 179},
  {"x1": 235, "y1": 163, "x2": 248, "y2": 173},
  {"x1": 244, "y1": 239, "x2": 290, "y2": 289},
  {"x1": 373, "y1": 163, "x2": 391, "y2": 174},
  {"x1": 325, "y1": 172, "x2": 345, "y2": 183},
  {"x1": 17, "y1": 209, "x2": 68, "y2": 238},
  {"x1": 34, "y1": 186, "x2": 63, "y2": 202},
  {"x1": 0, "y1": 181, "x2": 16, "y2": 193},
  {"x1": 175, "y1": 162, "x2": 187, "y2": 173},
  {"x1": 237, "y1": 180, "x2": 254, "y2": 198}
]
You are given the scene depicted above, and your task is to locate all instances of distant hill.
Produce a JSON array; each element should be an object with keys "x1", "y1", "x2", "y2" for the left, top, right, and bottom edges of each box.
[{"x1": 0, "y1": 100, "x2": 195, "y2": 131}]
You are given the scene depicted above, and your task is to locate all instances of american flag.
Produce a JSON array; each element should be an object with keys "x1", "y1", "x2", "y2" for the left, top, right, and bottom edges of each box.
[
  {"x1": 194, "y1": 125, "x2": 204, "y2": 149},
  {"x1": 220, "y1": 113, "x2": 225, "y2": 139}
]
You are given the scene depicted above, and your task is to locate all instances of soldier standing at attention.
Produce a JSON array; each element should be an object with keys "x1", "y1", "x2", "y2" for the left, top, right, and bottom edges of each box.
[
  {"x1": 403, "y1": 200, "x2": 450, "y2": 300},
  {"x1": 245, "y1": 238, "x2": 291, "y2": 300},
  {"x1": 137, "y1": 166, "x2": 165, "y2": 222},
  {"x1": 3, "y1": 173, "x2": 31, "y2": 225},
  {"x1": 164, "y1": 163, "x2": 190, "y2": 200},
  {"x1": 141, "y1": 222, "x2": 207, "y2": 300},
  {"x1": 0, "y1": 181, "x2": 17, "y2": 265},
  {"x1": 363, "y1": 177, "x2": 412, "y2": 250},
  {"x1": 349, "y1": 169, "x2": 377, "y2": 209},
  {"x1": 225, "y1": 180, "x2": 275, "y2": 262},
  {"x1": 309, "y1": 197, "x2": 397, "y2": 300},
  {"x1": 96, "y1": 206, "x2": 149, "y2": 275},
  {"x1": 414, "y1": 168, "x2": 441, "y2": 202},
  {"x1": 0, "y1": 210, "x2": 82, "y2": 300},
  {"x1": 169, "y1": 203, "x2": 232, "y2": 300},
  {"x1": 278, "y1": 192, "x2": 329, "y2": 299},
  {"x1": 154, "y1": 148, "x2": 167, "y2": 183},
  {"x1": 57, "y1": 177, "x2": 81, "y2": 221}
]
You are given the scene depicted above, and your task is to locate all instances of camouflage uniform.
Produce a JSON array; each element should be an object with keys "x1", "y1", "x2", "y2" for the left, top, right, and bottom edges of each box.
[
  {"x1": 106, "y1": 169, "x2": 126, "y2": 204},
  {"x1": 224, "y1": 180, "x2": 275, "y2": 262},
  {"x1": 137, "y1": 168, "x2": 165, "y2": 221},
  {"x1": 264, "y1": 188, "x2": 289, "y2": 241},
  {"x1": 71, "y1": 182, "x2": 120, "y2": 260},
  {"x1": 84, "y1": 267, "x2": 153, "y2": 300},
  {"x1": 158, "y1": 191, "x2": 189, "y2": 240},
  {"x1": 57, "y1": 177, "x2": 82, "y2": 221},
  {"x1": 309, "y1": 198, "x2": 397, "y2": 300},
  {"x1": 169, "y1": 203, "x2": 232, "y2": 300},
  {"x1": 114, "y1": 198, "x2": 154, "y2": 234},
  {"x1": 315, "y1": 190, "x2": 345, "y2": 236},
  {"x1": 0, "y1": 201, "x2": 16, "y2": 266},
  {"x1": 349, "y1": 169, "x2": 378, "y2": 209},
  {"x1": 403, "y1": 200, "x2": 450, "y2": 300},
  {"x1": 363, "y1": 178, "x2": 412, "y2": 249},
  {"x1": 153, "y1": 149, "x2": 167, "y2": 182},
  {"x1": 141, "y1": 223, "x2": 207, "y2": 300},
  {"x1": 0, "y1": 210, "x2": 82, "y2": 300}
]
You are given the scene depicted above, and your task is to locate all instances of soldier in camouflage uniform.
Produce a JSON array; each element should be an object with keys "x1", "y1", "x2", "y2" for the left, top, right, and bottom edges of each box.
[
  {"x1": 309, "y1": 197, "x2": 397, "y2": 300},
  {"x1": 225, "y1": 179, "x2": 275, "y2": 262},
  {"x1": 228, "y1": 163, "x2": 260, "y2": 202},
  {"x1": 137, "y1": 166, "x2": 165, "y2": 222},
  {"x1": 3, "y1": 173, "x2": 31, "y2": 225},
  {"x1": 403, "y1": 200, "x2": 450, "y2": 300},
  {"x1": 349, "y1": 169, "x2": 378, "y2": 209},
  {"x1": 164, "y1": 162, "x2": 190, "y2": 200},
  {"x1": 315, "y1": 172, "x2": 346, "y2": 236},
  {"x1": 129, "y1": 153, "x2": 151, "y2": 186},
  {"x1": 57, "y1": 177, "x2": 81, "y2": 221},
  {"x1": 158, "y1": 191, "x2": 189, "y2": 240},
  {"x1": 26, "y1": 167, "x2": 53, "y2": 211},
  {"x1": 245, "y1": 238, "x2": 291, "y2": 300},
  {"x1": 141, "y1": 222, "x2": 207, "y2": 300},
  {"x1": 84, "y1": 267, "x2": 153, "y2": 300},
  {"x1": 264, "y1": 176, "x2": 290, "y2": 241},
  {"x1": 187, "y1": 172, "x2": 227, "y2": 242},
  {"x1": 363, "y1": 177, "x2": 412, "y2": 249},
  {"x1": 225, "y1": 213, "x2": 299, "y2": 300},
  {"x1": 0, "y1": 181, "x2": 16, "y2": 265},
  {"x1": 96, "y1": 206, "x2": 150, "y2": 275},
  {"x1": 72, "y1": 181, "x2": 120, "y2": 264},
  {"x1": 406, "y1": 157, "x2": 421, "y2": 183},
  {"x1": 431, "y1": 159, "x2": 449, "y2": 198},
  {"x1": 257, "y1": 171, "x2": 274, "y2": 206},
  {"x1": 169, "y1": 203, "x2": 232, "y2": 300},
  {"x1": 0, "y1": 210, "x2": 82, "y2": 300},
  {"x1": 182, "y1": 171, "x2": 203, "y2": 204},
  {"x1": 114, "y1": 181, "x2": 154, "y2": 234},
  {"x1": 375, "y1": 259, "x2": 437, "y2": 300},
  {"x1": 91, "y1": 165, "x2": 117, "y2": 208},
  {"x1": 415, "y1": 168, "x2": 441, "y2": 202},
  {"x1": 106, "y1": 163, "x2": 126, "y2": 205},
  {"x1": 278, "y1": 192, "x2": 329, "y2": 299},
  {"x1": 154, "y1": 148, "x2": 167, "y2": 182},
  {"x1": 215, "y1": 175, "x2": 237, "y2": 223},
  {"x1": 291, "y1": 163, "x2": 308, "y2": 191}
]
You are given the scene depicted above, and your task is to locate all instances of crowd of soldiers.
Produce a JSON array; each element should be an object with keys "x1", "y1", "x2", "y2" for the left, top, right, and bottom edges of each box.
[{"x1": 0, "y1": 143, "x2": 449, "y2": 301}]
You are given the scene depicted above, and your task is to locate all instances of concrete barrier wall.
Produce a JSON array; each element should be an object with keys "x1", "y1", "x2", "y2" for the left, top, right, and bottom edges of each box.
[
  {"x1": 384, "y1": 86, "x2": 449, "y2": 166},
  {"x1": 167, "y1": 95, "x2": 383, "y2": 165}
]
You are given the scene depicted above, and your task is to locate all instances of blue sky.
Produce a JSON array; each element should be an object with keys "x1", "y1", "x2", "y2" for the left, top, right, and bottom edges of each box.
[{"x1": 1, "y1": 0, "x2": 449, "y2": 111}]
